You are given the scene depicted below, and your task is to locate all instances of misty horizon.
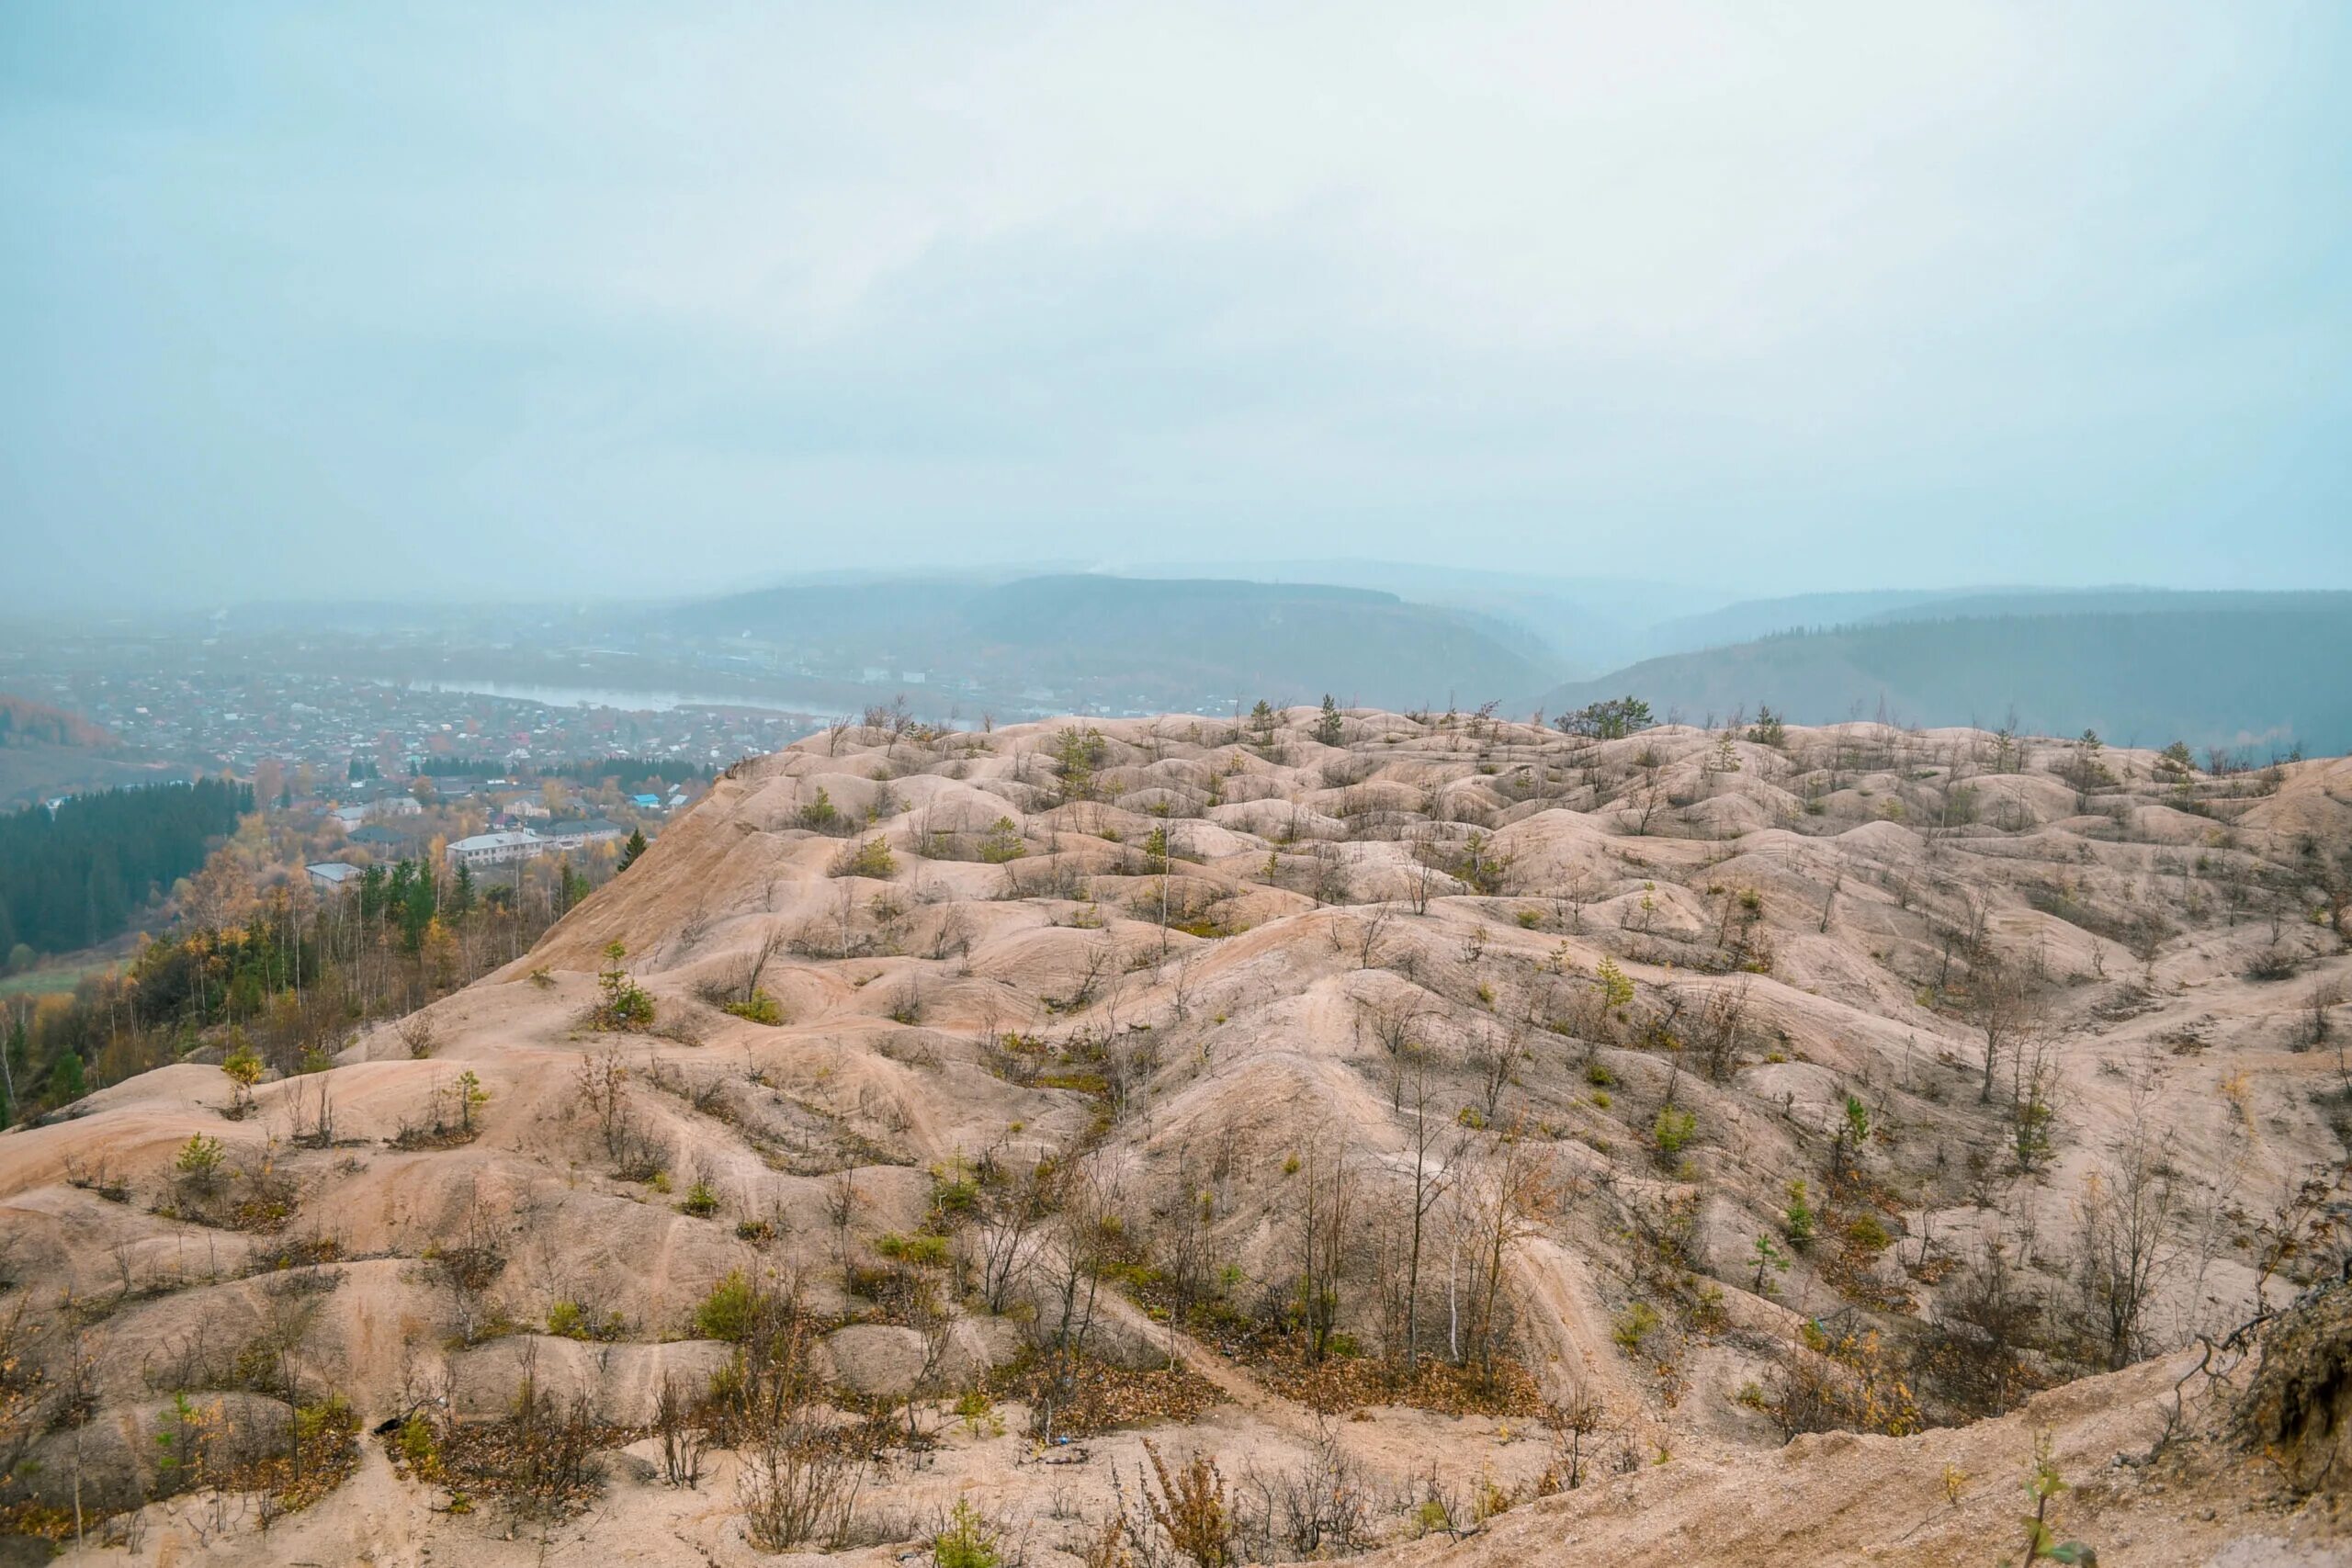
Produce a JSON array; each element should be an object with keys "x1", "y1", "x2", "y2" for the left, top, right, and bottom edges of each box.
[
  {"x1": 5, "y1": 563, "x2": 2332, "y2": 630},
  {"x1": 8, "y1": 4, "x2": 2350, "y2": 605},
  {"x1": 0, "y1": 563, "x2": 2234, "y2": 619}
]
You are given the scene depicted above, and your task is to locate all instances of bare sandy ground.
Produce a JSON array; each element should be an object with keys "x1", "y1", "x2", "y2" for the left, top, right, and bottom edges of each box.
[{"x1": 4, "y1": 712, "x2": 2346, "y2": 1564}]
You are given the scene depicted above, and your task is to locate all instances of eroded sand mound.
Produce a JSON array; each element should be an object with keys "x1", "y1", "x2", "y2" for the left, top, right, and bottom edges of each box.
[{"x1": 4, "y1": 711, "x2": 2346, "y2": 1564}]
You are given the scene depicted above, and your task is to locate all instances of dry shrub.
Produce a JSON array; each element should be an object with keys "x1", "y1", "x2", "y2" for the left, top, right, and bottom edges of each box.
[
  {"x1": 1755, "y1": 1321, "x2": 1921, "y2": 1441},
  {"x1": 1915, "y1": 1234, "x2": 2053, "y2": 1420},
  {"x1": 12, "y1": 1371, "x2": 359, "y2": 1541},
  {"x1": 653, "y1": 1371, "x2": 707, "y2": 1490},
  {"x1": 695, "y1": 1270, "x2": 871, "y2": 1551},
  {"x1": 1084, "y1": 1517, "x2": 1136, "y2": 1568},
  {"x1": 1535, "y1": 1383, "x2": 1605, "y2": 1494},
  {"x1": 424, "y1": 1373, "x2": 615, "y2": 1520},
  {"x1": 163, "y1": 1137, "x2": 303, "y2": 1234},
  {"x1": 226, "y1": 1153, "x2": 302, "y2": 1233},
  {"x1": 230, "y1": 1395, "x2": 361, "y2": 1517},
  {"x1": 395, "y1": 1012, "x2": 437, "y2": 1059},
  {"x1": 1239, "y1": 1413, "x2": 1370, "y2": 1560},
  {"x1": 1139, "y1": 1439, "x2": 1236, "y2": 1568},
  {"x1": 738, "y1": 1413, "x2": 865, "y2": 1551}
]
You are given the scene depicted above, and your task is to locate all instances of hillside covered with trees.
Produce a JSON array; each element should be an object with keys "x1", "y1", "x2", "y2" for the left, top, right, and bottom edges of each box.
[
  {"x1": 1540, "y1": 597, "x2": 2352, "y2": 752},
  {"x1": 0, "y1": 777, "x2": 250, "y2": 959},
  {"x1": 1, "y1": 841, "x2": 612, "y2": 1125},
  {"x1": 655, "y1": 573, "x2": 1558, "y2": 711}
]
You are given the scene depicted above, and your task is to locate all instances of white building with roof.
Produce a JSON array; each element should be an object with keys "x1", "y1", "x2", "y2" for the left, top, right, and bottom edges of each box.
[{"x1": 447, "y1": 830, "x2": 547, "y2": 868}]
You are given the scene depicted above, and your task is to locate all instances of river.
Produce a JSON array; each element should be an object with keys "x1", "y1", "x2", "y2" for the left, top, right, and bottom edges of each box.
[{"x1": 392, "y1": 679, "x2": 810, "y2": 714}]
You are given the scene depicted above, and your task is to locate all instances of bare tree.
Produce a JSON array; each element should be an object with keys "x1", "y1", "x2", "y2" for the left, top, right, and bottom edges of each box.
[
  {"x1": 1307, "y1": 840, "x2": 1351, "y2": 907},
  {"x1": 1970, "y1": 956, "x2": 2036, "y2": 1104},
  {"x1": 1693, "y1": 978, "x2": 1751, "y2": 1083},
  {"x1": 653, "y1": 1371, "x2": 707, "y2": 1489},
  {"x1": 2074, "y1": 1087, "x2": 2178, "y2": 1371},
  {"x1": 1623, "y1": 753, "x2": 1669, "y2": 836},
  {"x1": 732, "y1": 921, "x2": 785, "y2": 1009},
  {"x1": 1403, "y1": 827, "x2": 1445, "y2": 916},
  {"x1": 1362, "y1": 992, "x2": 1425, "y2": 1111},
  {"x1": 1155, "y1": 1145, "x2": 1222, "y2": 1359},
  {"x1": 825, "y1": 1169, "x2": 859, "y2": 1277},
  {"x1": 1554, "y1": 867, "x2": 1601, "y2": 934},
  {"x1": 575, "y1": 1043, "x2": 631, "y2": 1162},
  {"x1": 2304, "y1": 978, "x2": 2345, "y2": 1051},
  {"x1": 291, "y1": 1070, "x2": 334, "y2": 1148},
  {"x1": 425, "y1": 1182, "x2": 509, "y2": 1348},
  {"x1": 898, "y1": 1294, "x2": 955, "y2": 1445},
  {"x1": 1030, "y1": 1153, "x2": 1123, "y2": 1438},
  {"x1": 1399, "y1": 1059, "x2": 1465, "y2": 1373},
  {"x1": 1293, "y1": 1129, "x2": 1355, "y2": 1363},
  {"x1": 930, "y1": 902, "x2": 974, "y2": 963},
  {"x1": 1459, "y1": 1123, "x2": 1558, "y2": 1378},
  {"x1": 880, "y1": 694, "x2": 920, "y2": 757},
  {"x1": 1472, "y1": 1018, "x2": 1532, "y2": 1126}
]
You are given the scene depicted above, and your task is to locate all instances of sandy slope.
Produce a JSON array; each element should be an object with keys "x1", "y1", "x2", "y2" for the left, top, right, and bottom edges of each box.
[{"x1": 4, "y1": 711, "x2": 2346, "y2": 1564}]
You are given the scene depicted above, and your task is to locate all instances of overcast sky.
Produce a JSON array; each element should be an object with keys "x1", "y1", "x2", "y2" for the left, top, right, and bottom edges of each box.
[{"x1": 5, "y1": 3, "x2": 2348, "y2": 607}]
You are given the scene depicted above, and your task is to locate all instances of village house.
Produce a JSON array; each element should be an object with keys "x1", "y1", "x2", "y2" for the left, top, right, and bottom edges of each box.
[
  {"x1": 446, "y1": 818, "x2": 627, "y2": 869},
  {"x1": 446, "y1": 830, "x2": 546, "y2": 869}
]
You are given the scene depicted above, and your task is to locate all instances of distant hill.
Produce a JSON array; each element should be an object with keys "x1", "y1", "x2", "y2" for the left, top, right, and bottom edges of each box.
[
  {"x1": 1636, "y1": 589, "x2": 2007, "y2": 658},
  {"x1": 1623, "y1": 585, "x2": 2310, "y2": 660},
  {"x1": 657, "y1": 574, "x2": 1559, "y2": 711},
  {"x1": 1537, "y1": 594, "x2": 2352, "y2": 752},
  {"x1": 1116, "y1": 559, "x2": 1718, "y2": 674},
  {"x1": 1849, "y1": 588, "x2": 2337, "y2": 626}
]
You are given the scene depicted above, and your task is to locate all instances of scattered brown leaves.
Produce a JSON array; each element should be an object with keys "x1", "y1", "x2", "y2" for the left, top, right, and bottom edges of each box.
[
  {"x1": 1260, "y1": 1352, "x2": 1545, "y2": 1418},
  {"x1": 993, "y1": 1351, "x2": 1222, "y2": 1436}
]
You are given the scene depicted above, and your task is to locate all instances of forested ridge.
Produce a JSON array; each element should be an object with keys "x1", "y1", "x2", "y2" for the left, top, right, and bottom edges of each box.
[
  {"x1": 1542, "y1": 602, "x2": 2352, "y2": 750},
  {"x1": 0, "y1": 777, "x2": 250, "y2": 956},
  {"x1": 660, "y1": 573, "x2": 1558, "y2": 708}
]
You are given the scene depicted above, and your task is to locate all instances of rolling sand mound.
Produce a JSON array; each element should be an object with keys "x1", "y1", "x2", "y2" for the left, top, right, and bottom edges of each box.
[{"x1": 4, "y1": 709, "x2": 2346, "y2": 1563}]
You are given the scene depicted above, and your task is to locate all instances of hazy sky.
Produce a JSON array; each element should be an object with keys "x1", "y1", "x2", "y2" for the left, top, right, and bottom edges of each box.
[{"x1": 6, "y1": 3, "x2": 2348, "y2": 606}]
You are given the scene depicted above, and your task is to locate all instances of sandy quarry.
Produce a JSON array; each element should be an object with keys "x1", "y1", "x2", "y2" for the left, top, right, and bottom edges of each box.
[{"x1": 3, "y1": 709, "x2": 2347, "y2": 1565}]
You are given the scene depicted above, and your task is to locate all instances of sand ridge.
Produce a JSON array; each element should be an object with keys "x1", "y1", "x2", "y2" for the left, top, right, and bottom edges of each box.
[{"x1": 4, "y1": 709, "x2": 2346, "y2": 1563}]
